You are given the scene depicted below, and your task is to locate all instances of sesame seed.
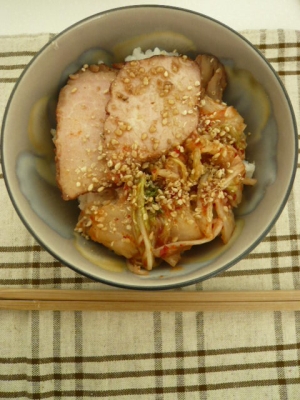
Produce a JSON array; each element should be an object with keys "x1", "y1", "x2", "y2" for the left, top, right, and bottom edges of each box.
[
  {"x1": 115, "y1": 129, "x2": 123, "y2": 136},
  {"x1": 124, "y1": 174, "x2": 133, "y2": 180},
  {"x1": 76, "y1": 182, "x2": 81, "y2": 187},
  {"x1": 71, "y1": 87, "x2": 78, "y2": 93},
  {"x1": 194, "y1": 80, "x2": 201, "y2": 87},
  {"x1": 88, "y1": 184, "x2": 94, "y2": 191},
  {"x1": 143, "y1": 213, "x2": 148, "y2": 221},
  {"x1": 162, "y1": 118, "x2": 168, "y2": 126},
  {"x1": 118, "y1": 121, "x2": 127, "y2": 130},
  {"x1": 149, "y1": 125, "x2": 156, "y2": 133},
  {"x1": 187, "y1": 85, "x2": 193, "y2": 90},
  {"x1": 141, "y1": 133, "x2": 148, "y2": 140},
  {"x1": 182, "y1": 110, "x2": 187, "y2": 115}
]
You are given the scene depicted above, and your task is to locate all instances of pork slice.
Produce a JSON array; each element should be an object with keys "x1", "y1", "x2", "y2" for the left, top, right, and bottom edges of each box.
[
  {"x1": 55, "y1": 65, "x2": 117, "y2": 200},
  {"x1": 103, "y1": 56, "x2": 201, "y2": 164}
]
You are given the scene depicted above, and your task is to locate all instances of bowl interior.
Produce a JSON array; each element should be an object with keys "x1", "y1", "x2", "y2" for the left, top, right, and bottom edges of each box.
[{"x1": 1, "y1": 6, "x2": 297, "y2": 289}]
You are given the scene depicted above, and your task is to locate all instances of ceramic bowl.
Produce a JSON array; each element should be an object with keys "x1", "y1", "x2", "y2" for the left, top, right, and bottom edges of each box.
[{"x1": 1, "y1": 6, "x2": 297, "y2": 289}]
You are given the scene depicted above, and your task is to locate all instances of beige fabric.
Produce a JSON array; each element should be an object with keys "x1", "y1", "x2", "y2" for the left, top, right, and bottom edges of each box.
[{"x1": 0, "y1": 30, "x2": 300, "y2": 398}]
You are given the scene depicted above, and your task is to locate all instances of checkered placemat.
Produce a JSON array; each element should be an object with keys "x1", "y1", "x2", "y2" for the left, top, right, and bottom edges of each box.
[{"x1": 0, "y1": 30, "x2": 299, "y2": 399}]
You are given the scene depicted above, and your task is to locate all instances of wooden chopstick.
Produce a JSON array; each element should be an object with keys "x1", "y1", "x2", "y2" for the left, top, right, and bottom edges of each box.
[{"x1": 0, "y1": 289, "x2": 299, "y2": 311}]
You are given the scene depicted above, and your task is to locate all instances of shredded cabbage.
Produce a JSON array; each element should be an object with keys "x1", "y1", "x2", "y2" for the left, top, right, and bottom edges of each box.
[{"x1": 135, "y1": 175, "x2": 155, "y2": 271}]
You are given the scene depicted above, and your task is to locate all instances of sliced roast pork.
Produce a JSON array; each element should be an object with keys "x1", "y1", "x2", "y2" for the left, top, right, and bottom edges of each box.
[
  {"x1": 55, "y1": 65, "x2": 117, "y2": 200},
  {"x1": 103, "y1": 55, "x2": 201, "y2": 164}
]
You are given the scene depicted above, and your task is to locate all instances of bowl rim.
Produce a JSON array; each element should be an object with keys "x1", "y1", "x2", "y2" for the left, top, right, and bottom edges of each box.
[{"x1": 1, "y1": 4, "x2": 298, "y2": 290}]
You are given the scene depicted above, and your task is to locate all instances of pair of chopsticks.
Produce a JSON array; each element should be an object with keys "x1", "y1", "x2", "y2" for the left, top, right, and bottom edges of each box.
[{"x1": 0, "y1": 289, "x2": 299, "y2": 311}]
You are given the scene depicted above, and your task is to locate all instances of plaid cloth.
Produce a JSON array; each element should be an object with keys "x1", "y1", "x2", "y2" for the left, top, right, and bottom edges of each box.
[{"x1": 0, "y1": 30, "x2": 300, "y2": 399}]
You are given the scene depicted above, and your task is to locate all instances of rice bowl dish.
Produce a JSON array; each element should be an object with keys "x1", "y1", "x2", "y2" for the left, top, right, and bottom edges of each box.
[
  {"x1": 1, "y1": 6, "x2": 297, "y2": 289},
  {"x1": 54, "y1": 47, "x2": 257, "y2": 276}
]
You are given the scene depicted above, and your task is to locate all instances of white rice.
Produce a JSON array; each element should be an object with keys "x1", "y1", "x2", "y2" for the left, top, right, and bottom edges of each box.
[
  {"x1": 125, "y1": 47, "x2": 178, "y2": 61},
  {"x1": 243, "y1": 160, "x2": 255, "y2": 178}
]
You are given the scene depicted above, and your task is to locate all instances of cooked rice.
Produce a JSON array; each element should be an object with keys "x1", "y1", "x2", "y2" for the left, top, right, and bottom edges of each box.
[{"x1": 125, "y1": 47, "x2": 178, "y2": 61}]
